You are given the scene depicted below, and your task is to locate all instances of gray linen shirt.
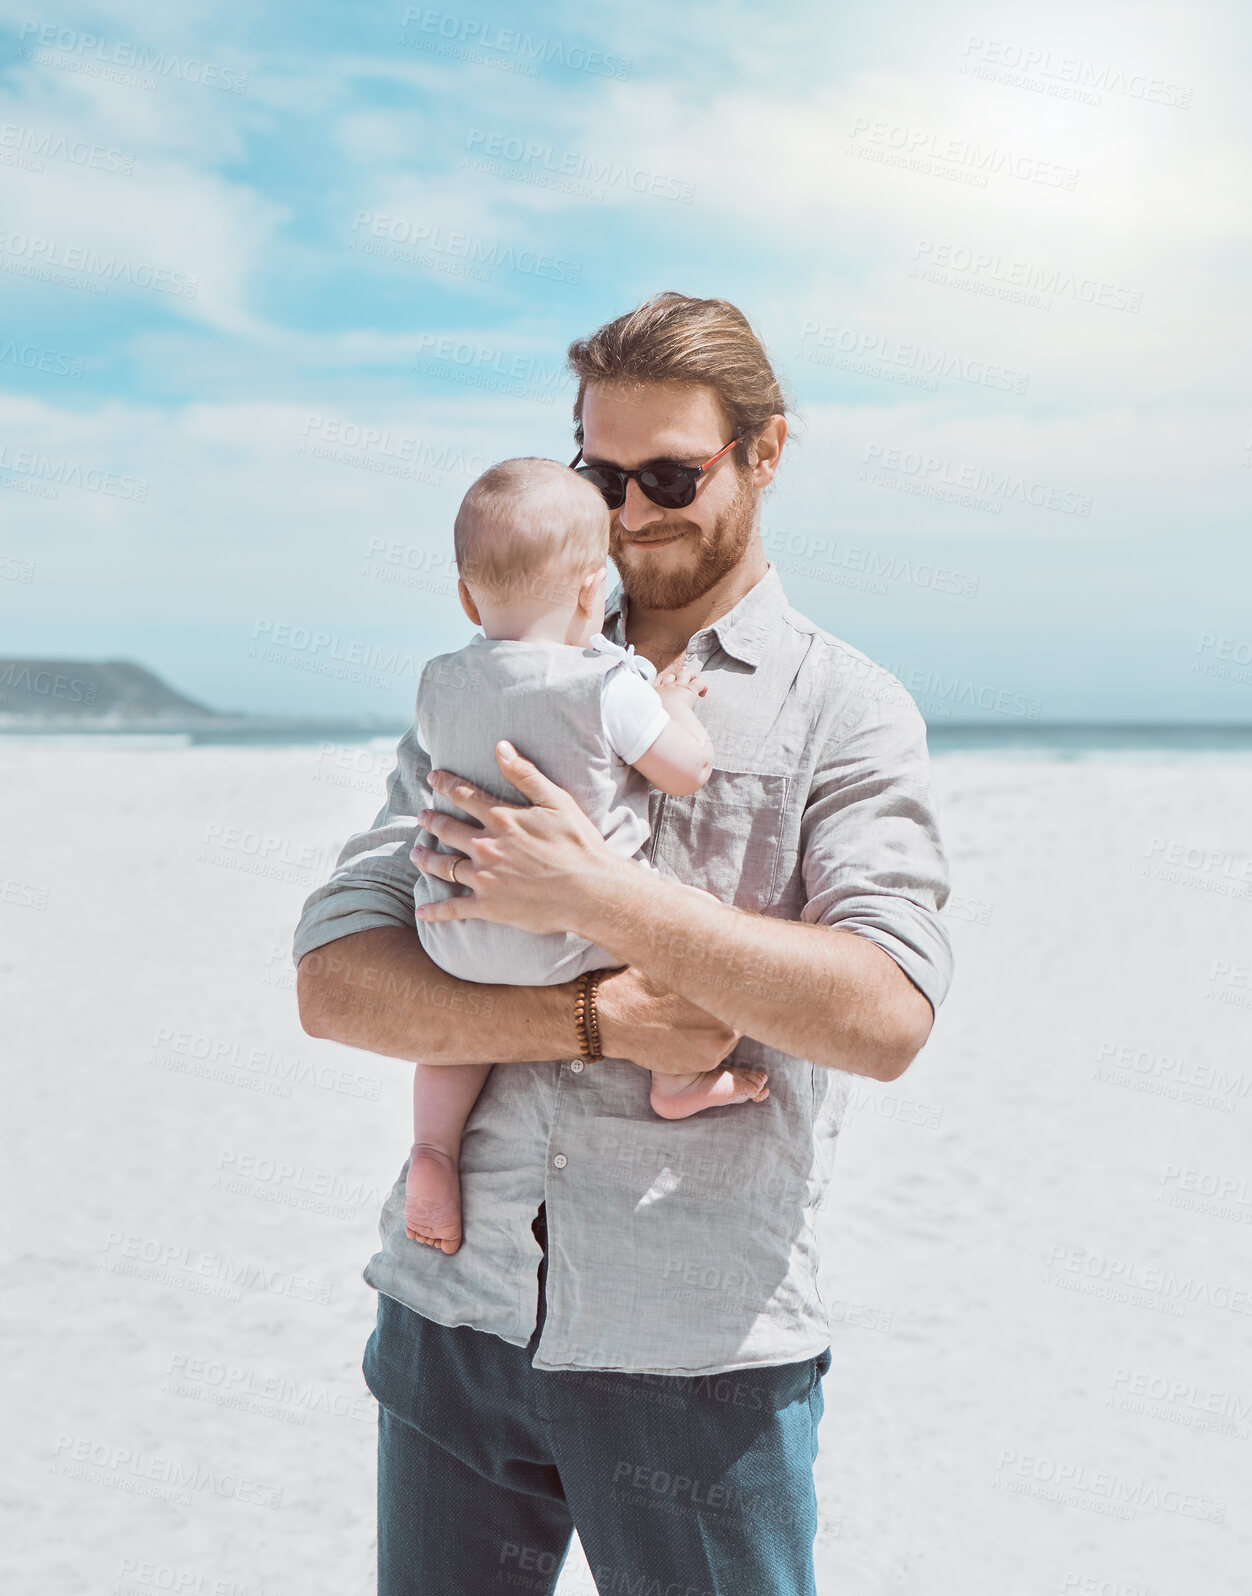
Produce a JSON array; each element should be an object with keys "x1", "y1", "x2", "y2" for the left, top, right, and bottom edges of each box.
[{"x1": 292, "y1": 561, "x2": 954, "y2": 1375}]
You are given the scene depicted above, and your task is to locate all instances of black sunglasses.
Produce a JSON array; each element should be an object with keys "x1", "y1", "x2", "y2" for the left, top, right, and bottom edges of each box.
[{"x1": 568, "y1": 434, "x2": 742, "y2": 511}]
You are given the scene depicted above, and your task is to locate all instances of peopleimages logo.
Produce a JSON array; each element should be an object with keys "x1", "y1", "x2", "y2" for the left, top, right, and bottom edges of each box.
[
  {"x1": 838, "y1": 650, "x2": 1043, "y2": 722},
  {"x1": 847, "y1": 116, "x2": 1079, "y2": 189},
  {"x1": 0, "y1": 554, "x2": 37, "y2": 583},
  {"x1": 410, "y1": 332, "x2": 573, "y2": 405},
  {"x1": 959, "y1": 36, "x2": 1192, "y2": 109},
  {"x1": 112, "y1": 1555, "x2": 273, "y2": 1596},
  {"x1": 163, "y1": 1351, "x2": 373, "y2": 1426},
  {"x1": 0, "y1": 119, "x2": 134, "y2": 175},
  {"x1": 0, "y1": 228, "x2": 198, "y2": 298},
  {"x1": 100, "y1": 1227, "x2": 335, "y2": 1306},
  {"x1": 1094, "y1": 1036, "x2": 1251, "y2": 1105},
  {"x1": 249, "y1": 618, "x2": 424, "y2": 691},
  {"x1": 1044, "y1": 1242, "x2": 1252, "y2": 1317},
  {"x1": 1141, "y1": 836, "x2": 1252, "y2": 901},
  {"x1": 463, "y1": 129, "x2": 695, "y2": 203},
  {"x1": 16, "y1": 22, "x2": 248, "y2": 93},
  {"x1": 0, "y1": 662, "x2": 97, "y2": 704},
  {"x1": 862, "y1": 442, "x2": 1093, "y2": 516},
  {"x1": 299, "y1": 414, "x2": 489, "y2": 483},
  {"x1": 1193, "y1": 630, "x2": 1252, "y2": 686},
  {"x1": 993, "y1": 1449, "x2": 1224, "y2": 1523},
  {"x1": 51, "y1": 1434, "x2": 281, "y2": 1508},
  {"x1": 762, "y1": 528, "x2": 980, "y2": 600},
  {"x1": 0, "y1": 336, "x2": 84, "y2": 379},
  {"x1": 350, "y1": 211, "x2": 582, "y2": 285},
  {"x1": 911, "y1": 239, "x2": 1143, "y2": 313},
  {"x1": 399, "y1": 10, "x2": 632, "y2": 79},
  {"x1": 149, "y1": 1023, "x2": 381, "y2": 1102},
  {"x1": 797, "y1": 318, "x2": 1030, "y2": 394},
  {"x1": 0, "y1": 445, "x2": 147, "y2": 501},
  {"x1": 1108, "y1": 1366, "x2": 1251, "y2": 1436}
]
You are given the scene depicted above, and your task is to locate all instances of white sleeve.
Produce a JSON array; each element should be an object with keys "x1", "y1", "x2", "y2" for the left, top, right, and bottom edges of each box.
[{"x1": 600, "y1": 666, "x2": 671, "y2": 765}]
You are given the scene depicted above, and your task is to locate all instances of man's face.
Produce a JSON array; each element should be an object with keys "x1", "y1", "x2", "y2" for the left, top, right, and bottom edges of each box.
[{"x1": 579, "y1": 381, "x2": 758, "y2": 612}]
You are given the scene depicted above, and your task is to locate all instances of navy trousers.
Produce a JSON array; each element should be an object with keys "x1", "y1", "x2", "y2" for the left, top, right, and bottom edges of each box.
[{"x1": 362, "y1": 1204, "x2": 831, "y2": 1596}]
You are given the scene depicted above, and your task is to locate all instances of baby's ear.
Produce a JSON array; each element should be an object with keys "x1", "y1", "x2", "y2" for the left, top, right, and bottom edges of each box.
[{"x1": 457, "y1": 578, "x2": 481, "y2": 624}]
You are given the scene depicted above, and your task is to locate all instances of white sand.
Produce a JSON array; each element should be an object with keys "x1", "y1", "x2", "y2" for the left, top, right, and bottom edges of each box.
[{"x1": 3, "y1": 742, "x2": 1249, "y2": 1594}]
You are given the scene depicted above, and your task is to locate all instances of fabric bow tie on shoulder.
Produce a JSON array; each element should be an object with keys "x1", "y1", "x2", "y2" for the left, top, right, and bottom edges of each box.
[{"x1": 586, "y1": 632, "x2": 656, "y2": 681}]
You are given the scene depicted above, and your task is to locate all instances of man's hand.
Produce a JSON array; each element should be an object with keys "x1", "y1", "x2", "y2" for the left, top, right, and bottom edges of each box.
[
  {"x1": 595, "y1": 965, "x2": 742, "y2": 1076},
  {"x1": 411, "y1": 741, "x2": 627, "y2": 936}
]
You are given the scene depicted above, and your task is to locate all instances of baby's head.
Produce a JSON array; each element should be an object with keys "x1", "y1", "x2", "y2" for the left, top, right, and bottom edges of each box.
[{"x1": 454, "y1": 457, "x2": 610, "y2": 630}]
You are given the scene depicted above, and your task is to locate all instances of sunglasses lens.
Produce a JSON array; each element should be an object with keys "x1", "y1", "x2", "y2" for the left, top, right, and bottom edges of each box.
[
  {"x1": 575, "y1": 465, "x2": 626, "y2": 510},
  {"x1": 639, "y1": 465, "x2": 697, "y2": 509}
]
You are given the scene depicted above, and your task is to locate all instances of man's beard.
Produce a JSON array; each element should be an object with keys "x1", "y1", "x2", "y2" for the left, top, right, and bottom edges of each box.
[{"x1": 608, "y1": 469, "x2": 757, "y2": 612}]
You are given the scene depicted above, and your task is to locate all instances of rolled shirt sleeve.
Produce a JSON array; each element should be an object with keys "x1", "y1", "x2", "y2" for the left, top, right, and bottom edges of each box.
[
  {"x1": 292, "y1": 724, "x2": 432, "y2": 965},
  {"x1": 799, "y1": 655, "x2": 954, "y2": 1016}
]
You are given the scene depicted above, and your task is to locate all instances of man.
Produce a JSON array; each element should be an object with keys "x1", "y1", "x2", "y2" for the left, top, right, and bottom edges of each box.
[{"x1": 295, "y1": 291, "x2": 954, "y2": 1596}]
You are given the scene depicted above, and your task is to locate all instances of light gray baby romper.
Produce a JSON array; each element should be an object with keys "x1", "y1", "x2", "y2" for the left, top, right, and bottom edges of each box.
[{"x1": 413, "y1": 631, "x2": 663, "y2": 986}]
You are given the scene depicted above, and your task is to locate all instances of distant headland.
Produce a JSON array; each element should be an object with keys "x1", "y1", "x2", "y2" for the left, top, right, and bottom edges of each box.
[
  {"x1": 0, "y1": 659, "x2": 404, "y2": 741},
  {"x1": 0, "y1": 659, "x2": 216, "y2": 722}
]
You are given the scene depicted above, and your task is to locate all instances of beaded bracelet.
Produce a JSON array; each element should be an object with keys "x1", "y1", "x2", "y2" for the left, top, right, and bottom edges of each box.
[
  {"x1": 573, "y1": 968, "x2": 613, "y2": 1062},
  {"x1": 573, "y1": 973, "x2": 588, "y2": 1058},
  {"x1": 585, "y1": 968, "x2": 606, "y2": 1059}
]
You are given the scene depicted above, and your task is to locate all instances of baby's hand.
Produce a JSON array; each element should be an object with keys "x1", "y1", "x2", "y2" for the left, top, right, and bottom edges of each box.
[{"x1": 654, "y1": 662, "x2": 708, "y2": 704}]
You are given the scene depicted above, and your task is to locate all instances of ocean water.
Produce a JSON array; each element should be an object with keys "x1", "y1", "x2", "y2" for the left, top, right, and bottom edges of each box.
[
  {"x1": 926, "y1": 723, "x2": 1252, "y2": 759},
  {"x1": 2, "y1": 722, "x2": 1251, "y2": 759}
]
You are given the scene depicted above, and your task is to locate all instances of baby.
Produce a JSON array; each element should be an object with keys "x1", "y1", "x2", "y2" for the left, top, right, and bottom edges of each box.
[{"x1": 404, "y1": 457, "x2": 769, "y2": 1254}]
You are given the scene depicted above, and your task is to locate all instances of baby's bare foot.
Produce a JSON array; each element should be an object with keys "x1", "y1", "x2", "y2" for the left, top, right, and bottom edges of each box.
[
  {"x1": 404, "y1": 1144, "x2": 462, "y2": 1254},
  {"x1": 650, "y1": 1068, "x2": 770, "y2": 1121}
]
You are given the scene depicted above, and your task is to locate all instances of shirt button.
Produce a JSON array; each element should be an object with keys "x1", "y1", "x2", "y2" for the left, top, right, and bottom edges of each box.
[
  {"x1": 569, "y1": 1059, "x2": 584, "y2": 1073},
  {"x1": 552, "y1": 1154, "x2": 568, "y2": 1169}
]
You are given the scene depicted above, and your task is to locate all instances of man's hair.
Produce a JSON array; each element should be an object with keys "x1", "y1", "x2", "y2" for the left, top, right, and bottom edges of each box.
[
  {"x1": 454, "y1": 457, "x2": 607, "y2": 608},
  {"x1": 567, "y1": 292, "x2": 788, "y2": 464}
]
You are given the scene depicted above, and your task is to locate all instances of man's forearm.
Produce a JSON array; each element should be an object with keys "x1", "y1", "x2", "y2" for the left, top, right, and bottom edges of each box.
[
  {"x1": 574, "y1": 860, "x2": 934, "y2": 1081},
  {"x1": 297, "y1": 926, "x2": 581, "y2": 1065}
]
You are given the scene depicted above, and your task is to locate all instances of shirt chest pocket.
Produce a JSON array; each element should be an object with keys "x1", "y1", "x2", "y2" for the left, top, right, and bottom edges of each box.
[{"x1": 647, "y1": 768, "x2": 790, "y2": 911}]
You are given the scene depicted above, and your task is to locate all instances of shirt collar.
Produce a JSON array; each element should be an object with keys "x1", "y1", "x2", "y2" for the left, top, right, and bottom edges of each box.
[{"x1": 602, "y1": 561, "x2": 786, "y2": 670}]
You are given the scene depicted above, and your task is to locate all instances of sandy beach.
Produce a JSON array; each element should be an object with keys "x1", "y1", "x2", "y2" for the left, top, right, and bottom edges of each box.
[{"x1": 3, "y1": 740, "x2": 1249, "y2": 1595}]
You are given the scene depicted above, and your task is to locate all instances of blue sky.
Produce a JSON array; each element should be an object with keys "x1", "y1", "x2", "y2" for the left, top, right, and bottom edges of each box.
[{"x1": 0, "y1": 0, "x2": 1248, "y2": 723}]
